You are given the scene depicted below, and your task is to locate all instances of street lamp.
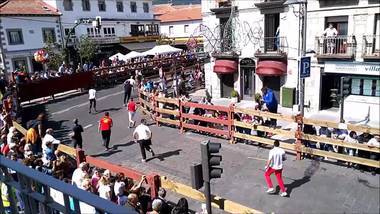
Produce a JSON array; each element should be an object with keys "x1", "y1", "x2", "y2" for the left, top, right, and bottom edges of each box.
[{"x1": 285, "y1": 0, "x2": 308, "y2": 116}]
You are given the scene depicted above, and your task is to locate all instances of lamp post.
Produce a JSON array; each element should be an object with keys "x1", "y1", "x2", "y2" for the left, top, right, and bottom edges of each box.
[
  {"x1": 285, "y1": 0, "x2": 307, "y2": 116},
  {"x1": 64, "y1": 19, "x2": 90, "y2": 64}
]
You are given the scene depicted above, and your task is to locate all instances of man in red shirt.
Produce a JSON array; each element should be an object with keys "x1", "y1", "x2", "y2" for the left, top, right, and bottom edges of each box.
[
  {"x1": 98, "y1": 112, "x2": 113, "y2": 150},
  {"x1": 127, "y1": 98, "x2": 137, "y2": 128}
]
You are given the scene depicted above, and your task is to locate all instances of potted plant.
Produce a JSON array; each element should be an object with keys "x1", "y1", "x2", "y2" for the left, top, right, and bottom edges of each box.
[{"x1": 230, "y1": 90, "x2": 239, "y2": 103}]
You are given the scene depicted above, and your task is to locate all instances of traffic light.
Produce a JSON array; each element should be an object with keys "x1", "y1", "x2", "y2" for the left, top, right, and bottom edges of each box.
[
  {"x1": 95, "y1": 16, "x2": 102, "y2": 29},
  {"x1": 201, "y1": 141, "x2": 223, "y2": 182},
  {"x1": 341, "y1": 76, "x2": 351, "y2": 97}
]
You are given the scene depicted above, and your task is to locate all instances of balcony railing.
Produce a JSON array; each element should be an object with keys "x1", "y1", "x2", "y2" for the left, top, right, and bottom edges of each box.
[
  {"x1": 362, "y1": 35, "x2": 380, "y2": 60},
  {"x1": 88, "y1": 36, "x2": 120, "y2": 44},
  {"x1": 315, "y1": 35, "x2": 357, "y2": 59},
  {"x1": 254, "y1": 36, "x2": 288, "y2": 58}
]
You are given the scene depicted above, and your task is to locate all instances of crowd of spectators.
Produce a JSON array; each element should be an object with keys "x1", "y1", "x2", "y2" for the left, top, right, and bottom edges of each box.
[{"x1": 0, "y1": 113, "x2": 192, "y2": 213}]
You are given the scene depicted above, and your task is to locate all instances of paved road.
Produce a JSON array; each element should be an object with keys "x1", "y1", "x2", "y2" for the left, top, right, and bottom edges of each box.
[{"x1": 23, "y1": 85, "x2": 380, "y2": 213}]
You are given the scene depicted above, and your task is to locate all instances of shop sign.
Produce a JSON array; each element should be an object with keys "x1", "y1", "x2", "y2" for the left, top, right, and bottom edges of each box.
[{"x1": 324, "y1": 62, "x2": 380, "y2": 76}]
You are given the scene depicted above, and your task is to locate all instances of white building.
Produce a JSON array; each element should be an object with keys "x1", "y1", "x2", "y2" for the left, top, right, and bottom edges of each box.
[
  {"x1": 154, "y1": 4, "x2": 202, "y2": 48},
  {"x1": 202, "y1": 0, "x2": 380, "y2": 124},
  {"x1": 43, "y1": 0, "x2": 160, "y2": 56},
  {"x1": 0, "y1": 0, "x2": 61, "y2": 73}
]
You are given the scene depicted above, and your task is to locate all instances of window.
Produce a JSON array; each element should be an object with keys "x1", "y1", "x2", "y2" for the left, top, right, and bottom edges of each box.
[
  {"x1": 116, "y1": 1, "x2": 123, "y2": 12},
  {"x1": 63, "y1": 0, "x2": 73, "y2": 11},
  {"x1": 13, "y1": 58, "x2": 28, "y2": 72},
  {"x1": 351, "y1": 77, "x2": 380, "y2": 97},
  {"x1": 64, "y1": 28, "x2": 75, "y2": 36},
  {"x1": 42, "y1": 28, "x2": 56, "y2": 43},
  {"x1": 143, "y1": 2, "x2": 149, "y2": 13},
  {"x1": 7, "y1": 29, "x2": 23, "y2": 45},
  {"x1": 146, "y1": 24, "x2": 159, "y2": 36},
  {"x1": 103, "y1": 27, "x2": 116, "y2": 37},
  {"x1": 325, "y1": 16, "x2": 348, "y2": 35},
  {"x1": 169, "y1": 26, "x2": 174, "y2": 35},
  {"x1": 87, "y1": 28, "x2": 101, "y2": 37},
  {"x1": 98, "y1": 0, "x2": 106, "y2": 11},
  {"x1": 130, "y1": 24, "x2": 145, "y2": 36},
  {"x1": 82, "y1": 0, "x2": 91, "y2": 11},
  {"x1": 130, "y1": 2, "x2": 137, "y2": 13},
  {"x1": 184, "y1": 25, "x2": 189, "y2": 33}
]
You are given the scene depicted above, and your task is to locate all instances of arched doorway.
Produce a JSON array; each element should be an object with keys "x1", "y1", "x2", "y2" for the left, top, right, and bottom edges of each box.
[{"x1": 240, "y1": 58, "x2": 256, "y2": 100}]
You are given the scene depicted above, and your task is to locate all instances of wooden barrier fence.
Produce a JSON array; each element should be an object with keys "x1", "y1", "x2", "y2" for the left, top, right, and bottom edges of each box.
[
  {"x1": 138, "y1": 92, "x2": 380, "y2": 168},
  {"x1": 12, "y1": 121, "x2": 261, "y2": 213}
]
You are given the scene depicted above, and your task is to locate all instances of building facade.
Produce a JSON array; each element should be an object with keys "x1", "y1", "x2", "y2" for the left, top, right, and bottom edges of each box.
[
  {"x1": 202, "y1": 0, "x2": 379, "y2": 123},
  {"x1": 0, "y1": 0, "x2": 61, "y2": 73},
  {"x1": 43, "y1": 0, "x2": 160, "y2": 55},
  {"x1": 154, "y1": 4, "x2": 202, "y2": 49}
]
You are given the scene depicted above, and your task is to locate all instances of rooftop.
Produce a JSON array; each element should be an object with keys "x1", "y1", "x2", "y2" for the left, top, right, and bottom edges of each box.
[
  {"x1": 154, "y1": 4, "x2": 201, "y2": 23},
  {"x1": 0, "y1": 0, "x2": 60, "y2": 16}
]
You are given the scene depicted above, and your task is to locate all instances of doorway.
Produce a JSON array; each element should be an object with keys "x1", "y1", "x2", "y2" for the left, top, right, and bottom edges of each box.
[
  {"x1": 241, "y1": 67, "x2": 255, "y2": 99},
  {"x1": 221, "y1": 73, "x2": 234, "y2": 98}
]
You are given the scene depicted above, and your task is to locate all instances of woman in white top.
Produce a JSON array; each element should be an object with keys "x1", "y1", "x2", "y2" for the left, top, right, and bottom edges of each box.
[{"x1": 97, "y1": 176, "x2": 112, "y2": 200}]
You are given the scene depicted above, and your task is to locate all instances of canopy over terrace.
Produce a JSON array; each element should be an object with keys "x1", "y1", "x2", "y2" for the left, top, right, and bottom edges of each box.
[
  {"x1": 124, "y1": 51, "x2": 145, "y2": 59},
  {"x1": 142, "y1": 45, "x2": 182, "y2": 56},
  {"x1": 108, "y1": 53, "x2": 127, "y2": 61}
]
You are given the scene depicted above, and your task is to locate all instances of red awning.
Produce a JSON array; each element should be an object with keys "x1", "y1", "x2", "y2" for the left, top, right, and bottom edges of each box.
[
  {"x1": 256, "y1": 61, "x2": 287, "y2": 76},
  {"x1": 213, "y1": 60, "x2": 237, "y2": 74}
]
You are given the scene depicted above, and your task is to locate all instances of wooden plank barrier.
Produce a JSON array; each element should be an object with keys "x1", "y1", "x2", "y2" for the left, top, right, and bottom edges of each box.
[
  {"x1": 160, "y1": 176, "x2": 263, "y2": 214},
  {"x1": 180, "y1": 101, "x2": 232, "y2": 138}
]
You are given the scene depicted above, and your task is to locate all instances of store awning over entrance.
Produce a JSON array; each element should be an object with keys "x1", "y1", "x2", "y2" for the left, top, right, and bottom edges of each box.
[
  {"x1": 213, "y1": 60, "x2": 237, "y2": 74},
  {"x1": 256, "y1": 60, "x2": 287, "y2": 76}
]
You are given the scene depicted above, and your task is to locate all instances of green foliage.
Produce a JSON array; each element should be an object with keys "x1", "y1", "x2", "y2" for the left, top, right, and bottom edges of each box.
[
  {"x1": 231, "y1": 90, "x2": 239, "y2": 98},
  {"x1": 43, "y1": 36, "x2": 64, "y2": 71},
  {"x1": 78, "y1": 36, "x2": 97, "y2": 64}
]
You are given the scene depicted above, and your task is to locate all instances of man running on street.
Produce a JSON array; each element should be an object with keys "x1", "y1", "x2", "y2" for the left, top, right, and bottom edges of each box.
[
  {"x1": 123, "y1": 76, "x2": 135, "y2": 106},
  {"x1": 98, "y1": 112, "x2": 113, "y2": 151},
  {"x1": 127, "y1": 98, "x2": 137, "y2": 128},
  {"x1": 264, "y1": 140, "x2": 287, "y2": 197},
  {"x1": 72, "y1": 118, "x2": 84, "y2": 149},
  {"x1": 133, "y1": 119, "x2": 155, "y2": 162},
  {"x1": 88, "y1": 86, "x2": 97, "y2": 114}
]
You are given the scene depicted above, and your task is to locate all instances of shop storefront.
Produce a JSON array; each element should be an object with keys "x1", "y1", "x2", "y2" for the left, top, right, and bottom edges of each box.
[
  {"x1": 321, "y1": 61, "x2": 380, "y2": 110},
  {"x1": 213, "y1": 59, "x2": 238, "y2": 98}
]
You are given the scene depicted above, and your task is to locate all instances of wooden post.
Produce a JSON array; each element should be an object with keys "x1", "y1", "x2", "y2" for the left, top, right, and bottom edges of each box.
[
  {"x1": 75, "y1": 149, "x2": 86, "y2": 167},
  {"x1": 295, "y1": 114, "x2": 303, "y2": 160},
  {"x1": 229, "y1": 104, "x2": 235, "y2": 144},
  {"x1": 179, "y1": 99, "x2": 184, "y2": 134},
  {"x1": 146, "y1": 174, "x2": 160, "y2": 199}
]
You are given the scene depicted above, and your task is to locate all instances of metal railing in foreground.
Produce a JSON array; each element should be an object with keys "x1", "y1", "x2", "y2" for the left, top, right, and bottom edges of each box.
[{"x1": 0, "y1": 156, "x2": 135, "y2": 214}]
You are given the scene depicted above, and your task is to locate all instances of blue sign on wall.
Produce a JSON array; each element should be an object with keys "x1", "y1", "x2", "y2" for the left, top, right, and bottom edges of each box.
[{"x1": 300, "y1": 56, "x2": 311, "y2": 78}]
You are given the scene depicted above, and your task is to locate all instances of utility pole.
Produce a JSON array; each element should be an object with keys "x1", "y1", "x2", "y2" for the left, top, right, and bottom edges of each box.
[
  {"x1": 285, "y1": 0, "x2": 308, "y2": 116},
  {"x1": 300, "y1": 1, "x2": 307, "y2": 116}
]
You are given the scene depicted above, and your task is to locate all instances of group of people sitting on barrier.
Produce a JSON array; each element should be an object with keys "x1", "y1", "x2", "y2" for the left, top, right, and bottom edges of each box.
[{"x1": 0, "y1": 116, "x2": 192, "y2": 213}]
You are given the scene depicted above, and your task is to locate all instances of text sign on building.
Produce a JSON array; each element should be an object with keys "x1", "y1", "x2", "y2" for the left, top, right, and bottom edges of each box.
[
  {"x1": 324, "y1": 62, "x2": 380, "y2": 76},
  {"x1": 300, "y1": 56, "x2": 311, "y2": 78}
]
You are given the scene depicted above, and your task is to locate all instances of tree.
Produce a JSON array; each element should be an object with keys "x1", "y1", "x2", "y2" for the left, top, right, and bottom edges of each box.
[
  {"x1": 78, "y1": 35, "x2": 97, "y2": 64},
  {"x1": 43, "y1": 36, "x2": 64, "y2": 71}
]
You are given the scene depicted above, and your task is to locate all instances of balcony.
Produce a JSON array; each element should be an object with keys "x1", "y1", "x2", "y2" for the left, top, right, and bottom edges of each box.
[
  {"x1": 210, "y1": 0, "x2": 237, "y2": 14},
  {"x1": 120, "y1": 35, "x2": 160, "y2": 44},
  {"x1": 254, "y1": 36, "x2": 288, "y2": 59},
  {"x1": 362, "y1": 35, "x2": 380, "y2": 60},
  {"x1": 88, "y1": 36, "x2": 120, "y2": 45},
  {"x1": 315, "y1": 35, "x2": 357, "y2": 60}
]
